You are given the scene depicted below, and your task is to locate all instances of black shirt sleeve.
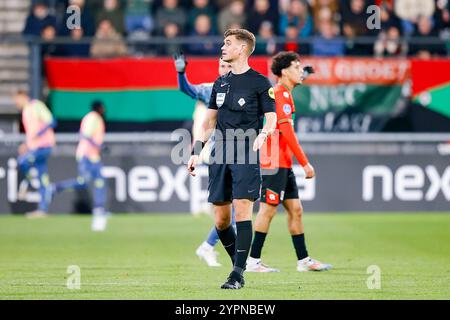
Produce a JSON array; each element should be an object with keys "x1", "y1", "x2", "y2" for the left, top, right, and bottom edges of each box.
[
  {"x1": 208, "y1": 81, "x2": 218, "y2": 110},
  {"x1": 257, "y1": 76, "x2": 276, "y2": 114}
]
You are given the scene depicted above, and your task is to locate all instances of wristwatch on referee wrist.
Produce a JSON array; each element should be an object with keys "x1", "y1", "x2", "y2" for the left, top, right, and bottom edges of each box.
[{"x1": 260, "y1": 131, "x2": 268, "y2": 140}]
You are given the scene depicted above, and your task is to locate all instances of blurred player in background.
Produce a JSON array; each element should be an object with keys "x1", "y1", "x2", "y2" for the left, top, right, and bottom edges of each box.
[
  {"x1": 14, "y1": 90, "x2": 56, "y2": 218},
  {"x1": 49, "y1": 101, "x2": 109, "y2": 232},
  {"x1": 174, "y1": 52, "x2": 236, "y2": 267},
  {"x1": 247, "y1": 51, "x2": 332, "y2": 272}
]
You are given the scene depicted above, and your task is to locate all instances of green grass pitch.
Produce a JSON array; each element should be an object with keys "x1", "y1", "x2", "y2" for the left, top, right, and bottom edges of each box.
[{"x1": 0, "y1": 213, "x2": 449, "y2": 299}]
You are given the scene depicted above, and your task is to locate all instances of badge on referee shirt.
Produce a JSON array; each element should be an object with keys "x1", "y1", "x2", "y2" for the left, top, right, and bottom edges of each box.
[{"x1": 216, "y1": 93, "x2": 226, "y2": 107}]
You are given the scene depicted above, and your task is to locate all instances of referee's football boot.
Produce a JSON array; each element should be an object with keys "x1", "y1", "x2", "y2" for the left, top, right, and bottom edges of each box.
[{"x1": 220, "y1": 271, "x2": 245, "y2": 289}]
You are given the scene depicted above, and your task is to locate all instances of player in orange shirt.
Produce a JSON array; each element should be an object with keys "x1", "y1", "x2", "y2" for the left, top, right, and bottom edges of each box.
[{"x1": 246, "y1": 51, "x2": 332, "y2": 272}]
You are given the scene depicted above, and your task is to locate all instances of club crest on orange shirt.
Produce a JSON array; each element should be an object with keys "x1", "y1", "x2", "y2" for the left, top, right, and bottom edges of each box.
[{"x1": 283, "y1": 104, "x2": 292, "y2": 115}]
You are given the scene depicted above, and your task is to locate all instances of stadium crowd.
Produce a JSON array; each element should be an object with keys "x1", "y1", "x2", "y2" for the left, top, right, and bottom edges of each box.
[{"x1": 23, "y1": 0, "x2": 450, "y2": 57}]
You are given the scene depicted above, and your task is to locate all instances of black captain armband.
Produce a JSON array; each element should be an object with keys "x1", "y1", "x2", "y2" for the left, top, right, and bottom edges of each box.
[{"x1": 191, "y1": 140, "x2": 205, "y2": 156}]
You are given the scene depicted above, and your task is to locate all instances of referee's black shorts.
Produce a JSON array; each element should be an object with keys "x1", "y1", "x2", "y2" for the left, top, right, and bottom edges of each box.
[
  {"x1": 208, "y1": 163, "x2": 261, "y2": 203},
  {"x1": 260, "y1": 168, "x2": 299, "y2": 206}
]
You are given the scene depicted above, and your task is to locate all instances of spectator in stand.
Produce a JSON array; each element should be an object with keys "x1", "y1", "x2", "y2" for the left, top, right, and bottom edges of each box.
[
  {"x1": 151, "y1": 0, "x2": 191, "y2": 10},
  {"x1": 374, "y1": 0, "x2": 393, "y2": 7},
  {"x1": 60, "y1": 0, "x2": 95, "y2": 36},
  {"x1": 279, "y1": 0, "x2": 314, "y2": 37},
  {"x1": 254, "y1": 21, "x2": 278, "y2": 55},
  {"x1": 227, "y1": 22, "x2": 245, "y2": 30},
  {"x1": 96, "y1": 0, "x2": 125, "y2": 35},
  {"x1": 87, "y1": 0, "x2": 108, "y2": 18},
  {"x1": 371, "y1": 2, "x2": 406, "y2": 57},
  {"x1": 39, "y1": 24, "x2": 61, "y2": 78},
  {"x1": 60, "y1": 28, "x2": 91, "y2": 57},
  {"x1": 40, "y1": 24, "x2": 59, "y2": 57},
  {"x1": 187, "y1": 0, "x2": 217, "y2": 34},
  {"x1": 379, "y1": 2, "x2": 403, "y2": 32},
  {"x1": 374, "y1": 25, "x2": 405, "y2": 57},
  {"x1": 409, "y1": 15, "x2": 447, "y2": 58},
  {"x1": 312, "y1": 18, "x2": 344, "y2": 56},
  {"x1": 125, "y1": 0, "x2": 153, "y2": 34},
  {"x1": 154, "y1": 0, "x2": 187, "y2": 35},
  {"x1": 158, "y1": 22, "x2": 183, "y2": 55},
  {"x1": 310, "y1": 0, "x2": 340, "y2": 30},
  {"x1": 316, "y1": 6, "x2": 334, "y2": 27},
  {"x1": 434, "y1": 0, "x2": 450, "y2": 35},
  {"x1": 213, "y1": 0, "x2": 233, "y2": 9},
  {"x1": 23, "y1": 1, "x2": 57, "y2": 36},
  {"x1": 91, "y1": 19, "x2": 128, "y2": 58},
  {"x1": 283, "y1": 24, "x2": 300, "y2": 52},
  {"x1": 340, "y1": 0, "x2": 374, "y2": 56},
  {"x1": 217, "y1": 0, "x2": 246, "y2": 34},
  {"x1": 186, "y1": 15, "x2": 218, "y2": 55},
  {"x1": 247, "y1": 0, "x2": 279, "y2": 35},
  {"x1": 435, "y1": 0, "x2": 450, "y2": 55},
  {"x1": 394, "y1": 0, "x2": 436, "y2": 35}
]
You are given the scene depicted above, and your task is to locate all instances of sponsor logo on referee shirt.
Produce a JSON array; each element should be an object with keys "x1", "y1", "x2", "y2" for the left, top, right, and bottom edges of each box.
[
  {"x1": 268, "y1": 87, "x2": 275, "y2": 99},
  {"x1": 216, "y1": 93, "x2": 226, "y2": 107}
]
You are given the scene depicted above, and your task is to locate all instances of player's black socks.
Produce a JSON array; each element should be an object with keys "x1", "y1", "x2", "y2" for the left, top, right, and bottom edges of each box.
[
  {"x1": 249, "y1": 231, "x2": 267, "y2": 259},
  {"x1": 234, "y1": 220, "x2": 253, "y2": 274},
  {"x1": 216, "y1": 225, "x2": 236, "y2": 264},
  {"x1": 292, "y1": 233, "x2": 309, "y2": 260}
]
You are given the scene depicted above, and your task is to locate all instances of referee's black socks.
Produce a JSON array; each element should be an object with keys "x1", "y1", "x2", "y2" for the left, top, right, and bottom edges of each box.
[
  {"x1": 233, "y1": 220, "x2": 253, "y2": 277},
  {"x1": 216, "y1": 225, "x2": 236, "y2": 264}
]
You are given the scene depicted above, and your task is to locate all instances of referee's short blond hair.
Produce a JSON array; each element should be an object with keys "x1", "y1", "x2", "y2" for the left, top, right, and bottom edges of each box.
[{"x1": 224, "y1": 28, "x2": 256, "y2": 56}]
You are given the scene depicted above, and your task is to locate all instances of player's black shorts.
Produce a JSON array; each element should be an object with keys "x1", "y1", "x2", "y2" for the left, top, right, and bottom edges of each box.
[
  {"x1": 260, "y1": 168, "x2": 299, "y2": 205},
  {"x1": 208, "y1": 163, "x2": 261, "y2": 203}
]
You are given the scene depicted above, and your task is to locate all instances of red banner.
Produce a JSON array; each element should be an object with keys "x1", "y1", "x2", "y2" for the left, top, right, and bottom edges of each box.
[{"x1": 45, "y1": 57, "x2": 269, "y2": 90}]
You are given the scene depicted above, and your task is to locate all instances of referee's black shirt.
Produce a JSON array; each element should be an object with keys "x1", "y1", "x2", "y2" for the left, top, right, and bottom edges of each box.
[{"x1": 208, "y1": 68, "x2": 275, "y2": 138}]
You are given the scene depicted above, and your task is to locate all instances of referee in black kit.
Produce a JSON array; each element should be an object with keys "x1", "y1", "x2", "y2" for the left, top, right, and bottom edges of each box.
[{"x1": 187, "y1": 29, "x2": 277, "y2": 289}]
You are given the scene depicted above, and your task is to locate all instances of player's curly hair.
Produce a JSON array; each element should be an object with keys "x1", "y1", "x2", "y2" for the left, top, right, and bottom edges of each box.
[{"x1": 271, "y1": 51, "x2": 301, "y2": 77}]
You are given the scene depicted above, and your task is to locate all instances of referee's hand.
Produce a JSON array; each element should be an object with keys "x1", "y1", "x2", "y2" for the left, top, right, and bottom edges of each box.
[
  {"x1": 253, "y1": 132, "x2": 268, "y2": 151},
  {"x1": 188, "y1": 155, "x2": 199, "y2": 176},
  {"x1": 303, "y1": 163, "x2": 315, "y2": 179}
]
